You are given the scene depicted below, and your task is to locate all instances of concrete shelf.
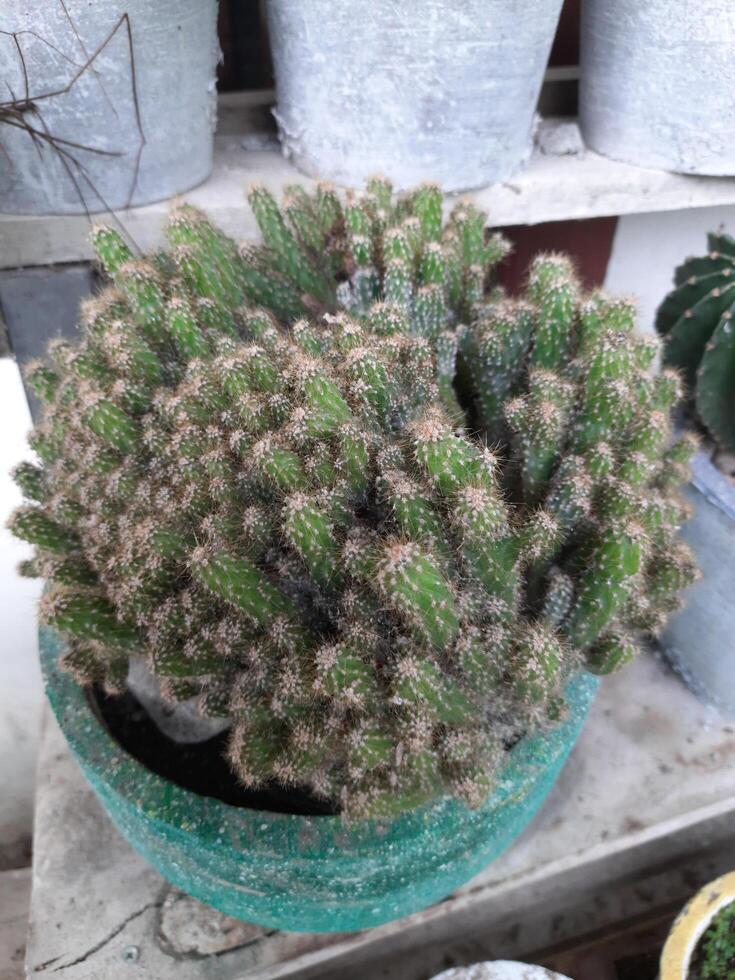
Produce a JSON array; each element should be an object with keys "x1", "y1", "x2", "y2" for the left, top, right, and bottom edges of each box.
[
  {"x1": 25, "y1": 652, "x2": 735, "y2": 979},
  {"x1": 4, "y1": 108, "x2": 735, "y2": 270}
]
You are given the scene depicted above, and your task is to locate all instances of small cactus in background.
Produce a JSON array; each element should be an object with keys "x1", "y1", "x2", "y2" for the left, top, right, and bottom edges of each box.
[
  {"x1": 9, "y1": 181, "x2": 697, "y2": 820},
  {"x1": 656, "y1": 231, "x2": 735, "y2": 454}
]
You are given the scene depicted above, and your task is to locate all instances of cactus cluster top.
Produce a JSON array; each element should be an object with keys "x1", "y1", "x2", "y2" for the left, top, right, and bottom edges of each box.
[
  {"x1": 656, "y1": 231, "x2": 735, "y2": 455},
  {"x1": 11, "y1": 179, "x2": 698, "y2": 820}
]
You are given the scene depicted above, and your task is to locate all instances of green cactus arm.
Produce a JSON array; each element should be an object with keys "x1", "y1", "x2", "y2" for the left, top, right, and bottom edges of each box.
[
  {"x1": 11, "y1": 462, "x2": 47, "y2": 502},
  {"x1": 283, "y1": 493, "x2": 343, "y2": 589},
  {"x1": 375, "y1": 541, "x2": 459, "y2": 650},
  {"x1": 41, "y1": 589, "x2": 139, "y2": 650},
  {"x1": 84, "y1": 397, "x2": 139, "y2": 454},
  {"x1": 461, "y1": 301, "x2": 534, "y2": 437},
  {"x1": 510, "y1": 624, "x2": 564, "y2": 706},
  {"x1": 91, "y1": 226, "x2": 133, "y2": 277},
  {"x1": 412, "y1": 413, "x2": 493, "y2": 496},
  {"x1": 541, "y1": 568, "x2": 575, "y2": 628},
  {"x1": 392, "y1": 656, "x2": 473, "y2": 725},
  {"x1": 251, "y1": 437, "x2": 307, "y2": 492},
  {"x1": 247, "y1": 185, "x2": 330, "y2": 304},
  {"x1": 60, "y1": 642, "x2": 129, "y2": 691},
  {"x1": 411, "y1": 183, "x2": 443, "y2": 242},
  {"x1": 527, "y1": 254, "x2": 579, "y2": 370},
  {"x1": 114, "y1": 261, "x2": 168, "y2": 346},
  {"x1": 165, "y1": 294, "x2": 209, "y2": 360},
  {"x1": 8, "y1": 506, "x2": 78, "y2": 554},
  {"x1": 695, "y1": 304, "x2": 735, "y2": 453},
  {"x1": 663, "y1": 283, "x2": 735, "y2": 388},
  {"x1": 564, "y1": 523, "x2": 644, "y2": 649},
  {"x1": 190, "y1": 548, "x2": 293, "y2": 626},
  {"x1": 656, "y1": 270, "x2": 735, "y2": 336},
  {"x1": 506, "y1": 369, "x2": 574, "y2": 505},
  {"x1": 314, "y1": 643, "x2": 379, "y2": 708},
  {"x1": 585, "y1": 631, "x2": 637, "y2": 676},
  {"x1": 380, "y1": 469, "x2": 450, "y2": 559},
  {"x1": 25, "y1": 361, "x2": 60, "y2": 403},
  {"x1": 451, "y1": 485, "x2": 519, "y2": 611},
  {"x1": 302, "y1": 373, "x2": 353, "y2": 437},
  {"x1": 674, "y1": 253, "x2": 735, "y2": 286}
]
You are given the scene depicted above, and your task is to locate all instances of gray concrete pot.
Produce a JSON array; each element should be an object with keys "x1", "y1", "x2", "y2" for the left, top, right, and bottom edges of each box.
[
  {"x1": 661, "y1": 450, "x2": 735, "y2": 715},
  {"x1": 0, "y1": 0, "x2": 219, "y2": 215},
  {"x1": 580, "y1": 0, "x2": 735, "y2": 176},
  {"x1": 266, "y1": 0, "x2": 565, "y2": 192}
]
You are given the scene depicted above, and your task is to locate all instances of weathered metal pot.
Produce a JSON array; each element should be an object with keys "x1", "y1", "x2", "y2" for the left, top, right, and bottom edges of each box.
[
  {"x1": 580, "y1": 0, "x2": 735, "y2": 175},
  {"x1": 266, "y1": 0, "x2": 565, "y2": 192},
  {"x1": 0, "y1": 0, "x2": 219, "y2": 214},
  {"x1": 41, "y1": 625, "x2": 599, "y2": 932},
  {"x1": 660, "y1": 450, "x2": 735, "y2": 715}
]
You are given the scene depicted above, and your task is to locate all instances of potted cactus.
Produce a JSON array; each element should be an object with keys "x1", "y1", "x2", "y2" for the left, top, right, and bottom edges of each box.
[
  {"x1": 660, "y1": 872, "x2": 735, "y2": 978},
  {"x1": 655, "y1": 234, "x2": 735, "y2": 714},
  {"x1": 11, "y1": 181, "x2": 697, "y2": 931}
]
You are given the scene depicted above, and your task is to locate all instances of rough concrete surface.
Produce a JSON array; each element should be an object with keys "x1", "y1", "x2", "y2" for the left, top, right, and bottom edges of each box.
[
  {"x1": 6, "y1": 123, "x2": 735, "y2": 270},
  {"x1": 0, "y1": 867, "x2": 31, "y2": 980},
  {"x1": 25, "y1": 651, "x2": 735, "y2": 979}
]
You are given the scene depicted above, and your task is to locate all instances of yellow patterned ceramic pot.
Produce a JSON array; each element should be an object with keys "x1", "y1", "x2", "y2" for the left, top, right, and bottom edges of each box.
[{"x1": 660, "y1": 871, "x2": 735, "y2": 979}]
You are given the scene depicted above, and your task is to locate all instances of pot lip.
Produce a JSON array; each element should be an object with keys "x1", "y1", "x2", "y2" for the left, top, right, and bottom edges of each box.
[
  {"x1": 40, "y1": 623, "x2": 599, "y2": 840},
  {"x1": 660, "y1": 871, "x2": 735, "y2": 979},
  {"x1": 689, "y1": 447, "x2": 735, "y2": 520}
]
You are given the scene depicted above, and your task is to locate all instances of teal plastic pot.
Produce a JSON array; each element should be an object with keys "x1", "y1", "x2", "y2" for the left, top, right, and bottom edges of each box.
[{"x1": 41, "y1": 626, "x2": 599, "y2": 933}]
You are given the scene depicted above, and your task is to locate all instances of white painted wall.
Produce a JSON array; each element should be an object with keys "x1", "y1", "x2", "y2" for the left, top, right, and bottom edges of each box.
[
  {"x1": 604, "y1": 204, "x2": 735, "y2": 334},
  {"x1": 0, "y1": 359, "x2": 43, "y2": 866}
]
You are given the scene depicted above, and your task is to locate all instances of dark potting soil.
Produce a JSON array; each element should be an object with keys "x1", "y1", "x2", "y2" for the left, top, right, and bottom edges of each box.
[{"x1": 89, "y1": 685, "x2": 340, "y2": 816}]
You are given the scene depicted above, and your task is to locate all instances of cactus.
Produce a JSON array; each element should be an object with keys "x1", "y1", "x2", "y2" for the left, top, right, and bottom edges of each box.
[
  {"x1": 9, "y1": 182, "x2": 697, "y2": 821},
  {"x1": 656, "y1": 232, "x2": 735, "y2": 453}
]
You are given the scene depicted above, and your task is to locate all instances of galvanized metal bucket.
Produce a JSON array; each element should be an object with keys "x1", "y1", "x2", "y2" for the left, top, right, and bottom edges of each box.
[
  {"x1": 266, "y1": 0, "x2": 565, "y2": 192},
  {"x1": 661, "y1": 451, "x2": 735, "y2": 715},
  {"x1": 0, "y1": 0, "x2": 220, "y2": 214},
  {"x1": 580, "y1": 0, "x2": 735, "y2": 175}
]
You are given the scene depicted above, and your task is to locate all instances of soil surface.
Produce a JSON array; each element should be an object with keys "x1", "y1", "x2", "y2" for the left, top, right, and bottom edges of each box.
[{"x1": 90, "y1": 685, "x2": 339, "y2": 816}]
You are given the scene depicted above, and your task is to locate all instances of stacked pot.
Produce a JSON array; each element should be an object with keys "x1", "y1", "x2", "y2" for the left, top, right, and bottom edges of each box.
[
  {"x1": 0, "y1": 0, "x2": 220, "y2": 214},
  {"x1": 579, "y1": 0, "x2": 735, "y2": 176},
  {"x1": 266, "y1": 0, "x2": 566, "y2": 192},
  {"x1": 267, "y1": 0, "x2": 735, "y2": 187}
]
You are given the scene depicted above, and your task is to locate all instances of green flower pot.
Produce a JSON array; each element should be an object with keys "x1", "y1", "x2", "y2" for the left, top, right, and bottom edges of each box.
[{"x1": 41, "y1": 626, "x2": 599, "y2": 933}]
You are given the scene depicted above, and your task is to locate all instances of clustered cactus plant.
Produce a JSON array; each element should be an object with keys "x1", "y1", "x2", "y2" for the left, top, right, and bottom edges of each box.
[
  {"x1": 656, "y1": 231, "x2": 735, "y2": 454},
  {"x1": 10, "y1": 179, "x2": 698, "y2": 819}
]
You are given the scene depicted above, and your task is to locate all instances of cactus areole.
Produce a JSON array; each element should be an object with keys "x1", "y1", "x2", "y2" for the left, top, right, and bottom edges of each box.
[{"x1": 12, "y1": 180, "x2": 697, "y2": 926}]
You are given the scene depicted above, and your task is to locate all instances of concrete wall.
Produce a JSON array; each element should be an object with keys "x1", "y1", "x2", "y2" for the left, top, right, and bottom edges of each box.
[{"x1": 605, "y1": 204, "x2": 735, "y2": 333}]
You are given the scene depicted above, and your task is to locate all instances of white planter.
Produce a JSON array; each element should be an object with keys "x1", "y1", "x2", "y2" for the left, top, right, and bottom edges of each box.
[
  {"x1": 431, "y1": 963, "x2": 571, "y2": 980},
  {"x1": 660, "y1": 450, "x2": 735, "y2": 715},
  {"x1": 0, "y1": 0, "x2": 219, "y2": 215},
  {"x1": 580, "y1": 0, "x2": 735, "y2": 175},
  {"x1": 266, "y1": 0, "x2": 565, "y2": 192}
]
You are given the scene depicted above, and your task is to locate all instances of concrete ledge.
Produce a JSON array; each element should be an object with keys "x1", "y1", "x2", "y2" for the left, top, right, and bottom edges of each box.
[
  {"x1": 25, "y1": 652, "x2": 735, "y2": 979},
  {"x1": 5, "y1": 117, "x2": 735, "y2": 270}
]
